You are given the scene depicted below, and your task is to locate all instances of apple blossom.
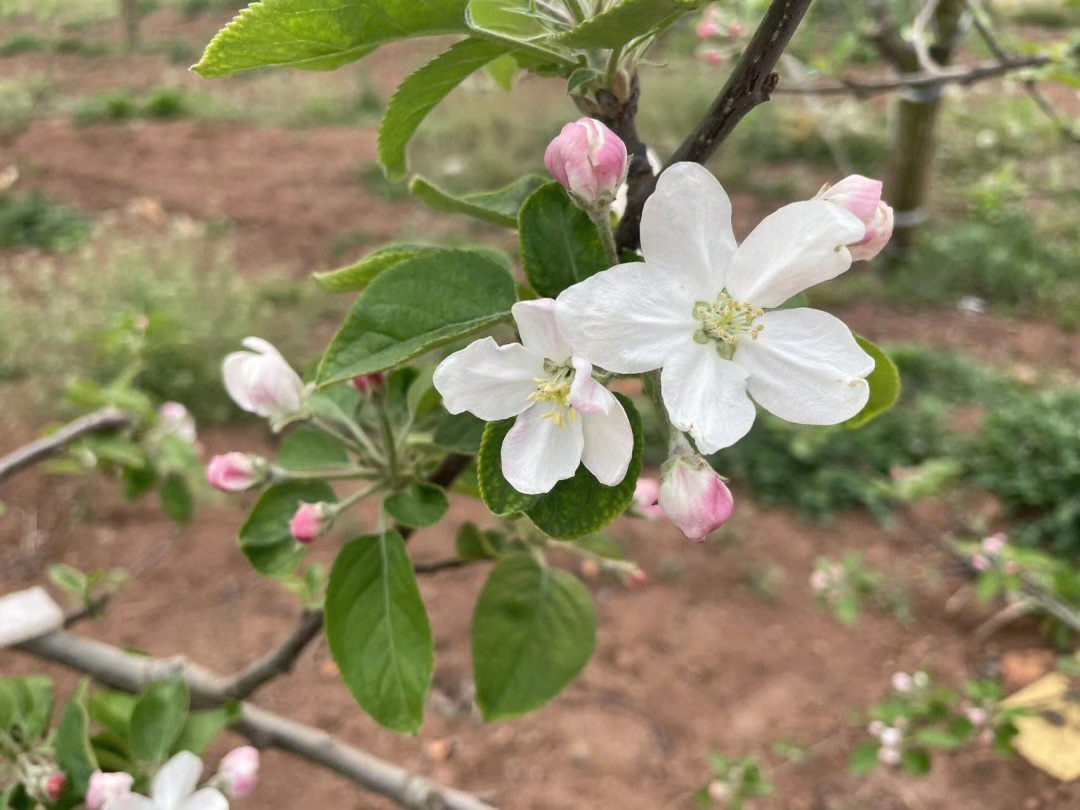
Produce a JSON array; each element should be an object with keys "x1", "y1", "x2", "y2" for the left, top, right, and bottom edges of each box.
[
  {"x1": 702, "y1": 49, "x2": 722, "y2": 66},
  {"x1": 222, "y1": 337, "x2": 305, "y2": 426},
  {"x1": 544, "y1": 118, "x2": 628, "y2": 207},
  {"x1": 44, "y1": 772, "x2": 67, "y2": 801},
  {"x1": 877, "y1": 744, "x2": 901, "y2": 766},
  {"x1": 216, "y1": 747, "x2": 259, "y2": 799},
  {"x1": 982, "y1": 533, "x2": 1007, "y2": 555},
  {"x1": 632, "y1": 477, "x2": 663, "y2": 518},
  {"x1": 158, "y1": 402, "x2": 197, "y2": 444},
  {"x1": 696, "y1": 19, "x2": 718, "y2": 38},
  {"x1": 657, "y1": 454, "x2": 734, "y2": 541},
  {"x1": 891, "y1": 672, "x2": 913, "y2": 693},
  {"x1": 87, "y1": 772, "x2": 135, "y2": 809},
  {"x1": 815, "y1": 175, "x2": 893, "y2": 261},
  {"x1": 104, "y1": 752, "x2": 227, "y2": 810},
  {"x1": 290, "y1": 502, "x2": 333, "y2": 544},
  {"x1": 433, "y1": 299, "x2": 633, "y2": 495},
  {"x1": 556, "y1": 162, "x2": 873, "y2": 454},
  {"x1": 206, "y1": 453, "x2": 262, "y2": 493}
]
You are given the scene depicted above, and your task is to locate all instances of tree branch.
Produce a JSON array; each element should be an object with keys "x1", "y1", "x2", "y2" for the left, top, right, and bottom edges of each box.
[
  {"x1": 222, "y1": 609, "x2": 325, "y2": 700},
  {"x1": 615, "y1": 0, "x2": 815, "y2": 250},
  {"x1": 15, "y1": 630, "x2": 498, "y2": 810},
  {"x1": 0, "y1": 407, "x2": 131, "y2": 485}
]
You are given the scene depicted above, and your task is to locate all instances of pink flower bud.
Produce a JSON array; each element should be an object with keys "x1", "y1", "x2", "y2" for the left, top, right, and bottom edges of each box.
[
  {"x1": 816, "y1": 175, "x2": 894, "y2": 261},
  {"x1": 657, "y1": 455, "x2": 734, "y2": 541},
  {"x1": 350, "y1": 373, "x2": 385, "y2": 394},
  {"x1": 702, "y1": 49, "x2": 722, "y2": 66},
  {"x1": 696, "y1": 19, "x2": 718, "y2": 38},
  {"x1": 290, "y1": 502, "x2": 332, "y2": 544},
  {"x1": 625, "y1": 566, "x2": 648, "y2": 587},
  {"x1": 544, "y1": 118, "x2": 628, "y2": 206},
  {"x1": 85, "y1": 772, "x2": 134, "y2": 809},
  {"x1": 43, "y1": 772, "x2": 66, "y2": 801},
  {"x1": 158, "y1": 401, "x2": 197, "y2": 444},
  {"x1": 632, "y1": 477, "x2": 663, "y2": 518},
  {"x1": 218, "y1": 746, "x2": 260, "y2": 799},
  {"x1": 971, "y1": 553, "x2": 990, "y2": 571},
  {"x1": 222, "y1": 337, "x2": 305, "y2": 424},
  {"x1": 965, "y1": 707, "x2": 988, "y2": 726},
  {"x1": 206, "y1": 453, "x2": 261, "y2": 492},
  {"x1": 982, "y1": 532, "x2": 1007, "y2": 555},
  {"x1": 727, "y1": 22, "x2": 744, "y2": 37}
]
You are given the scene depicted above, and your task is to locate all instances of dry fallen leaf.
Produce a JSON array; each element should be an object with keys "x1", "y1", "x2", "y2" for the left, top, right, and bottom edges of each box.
[{"x1": 1003, "y1": 667, "x2": 1080, "y2": 781}]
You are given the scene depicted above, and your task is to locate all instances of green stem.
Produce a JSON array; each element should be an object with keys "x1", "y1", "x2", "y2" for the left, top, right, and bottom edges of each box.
[
  {"x1": 375, "y1": 396, "x2": 399, "y2": 484},
  {"x1": 564, "y1": 0, "x2": 589, "y2": 24},
  {"x1": 272, "y1": 466, "x2": 381, "y2": 482},
  {"x1": 604, "y1": 42, "x2": 624, "y2": 90},
  {"x1": 588, "y1": 206, "x2": 619, "y2": 266}
]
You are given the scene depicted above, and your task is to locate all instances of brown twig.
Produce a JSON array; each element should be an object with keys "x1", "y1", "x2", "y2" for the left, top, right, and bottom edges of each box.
[
  {"x1": 614, "y1": 0, "x2": 816, "y2": 250},
  {"x1": 222, "y1": 609, "x2": 325, "y2": 700},
  {"x1": 0, "y1": 407, "x2": 132, "y2": 485}
]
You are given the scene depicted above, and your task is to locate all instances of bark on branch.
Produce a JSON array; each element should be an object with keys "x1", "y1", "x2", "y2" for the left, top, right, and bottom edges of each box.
[
  {"x1": 614, "y1": 0, "x2": 815, "y2": 250},
  {"x1": 15, "y1": 630, "x2": 498, "y2": 810},
  {"x1": 0, "y1": 407, "x2": 132, "y2": 485}
]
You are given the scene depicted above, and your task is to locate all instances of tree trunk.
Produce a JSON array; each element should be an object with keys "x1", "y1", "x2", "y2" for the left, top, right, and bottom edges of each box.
[{"x1": 121, "y1": 0, "x2": 141, "y2": 54}]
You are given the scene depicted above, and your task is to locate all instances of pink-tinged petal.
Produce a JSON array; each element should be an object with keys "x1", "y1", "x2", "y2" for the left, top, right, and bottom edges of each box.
[
  {"x1": 87, "y1": 772, "x2": 135, "y2": 810},
  {"x1": 512, "y1": 299, "x2": 571, "y2": 361},
  {"x1": 734, "y1": 308, "x2": 873, "y2": 425},
  {"x1": 222, "y1": 338, "x2": 304, "y2": 422},
  {"x1": 640, "y1": 162, "x2": 735, "y2": 300},
  {"x1": 725, "y1": 200, "x2": 865, "y2": 308},
  {"x1": 501, "y1": 403, "x2": 584, "y2": 495},
  {"x1": 432, "y1": 337, "x2": 544, "y2": 421},
  {"x1": 290, "y1": 502, "x2": 331, "y2": 544},
  {"x1": 658, "y1": 456, "x2": 734, "y2": 541},
  {"x1": 568, "y1": 355, "x2": 610, "y2": 415},
  {"x1": 206, "y1": 453, "x2": 260, "y2": 492},
  {"x1": 816, "y1": 175, "x2": 883, "y2": 222},
  {"x1": 151, "y1": 752, "x2": 202, "y2": 810},
  {"x1": 580, "y1": 387, "x2": 633, "y2": 486},
  {"x1": 545, "y1": 118, "x2": 626, "y2": 203},
  {"x1": 556, "y1": 262, "x2": 697, "y2": 374},
  {"x1": 849, "y1": 202, "x2": 894, "y2": 261},
  {"x1": 661, "y1": 342, "x2": 756, "y2": 454}
]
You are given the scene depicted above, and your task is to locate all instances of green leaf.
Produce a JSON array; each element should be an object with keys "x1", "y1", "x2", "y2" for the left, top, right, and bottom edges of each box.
[
  {"x1": 278, "y1": 427, "x2": 351, "y2": 471},
  {"x1": 454, "y1": 523, "x2": 504, "y2": 560},
  {"x1": 0, "y1": 682, "x2": 15, "y2": 732},
  {"x1": 238, "y1": 481, "x2": 336, "y2": 577},
  {"x1": 524, "y1": 394, "x2": 643, "y2": 539},
  {"x1": 900, "y1": 746, "x2": 932, "y2": 775},
  {"x1": 518, "y1": 182, "x2": 609, "y2": 298},
  {"x1": 559, "y1": 0, "x2": 702, "y2": 48},
  {"x1": 86, "y1": 691, "x2": 135, "y2": 743},
  {"x1": 384, "y1": 483, "x2": 450, "y2": 528},
  {"x1": 379, "y1": 38, "x2": 509, "y2": 180},
  {"x1": 409, "y1": 174, "x2": 548, "y2": 228},
  {"x1": 53, "y1": 681, "x2": 97, "y2": 798},
  {"x1": 159, "y1": 474, "x2": 193, "y2": 524},
  {"x1": 313, "y1": 244, "x2": 443, "y2": 293},
  {"x1": 11, "y1": 676, "x2": 53, "y2": 741},
  {"x1": 325, "y1": 532, "x2": 434, "y2": 733},
  {"x1": 848, "y1": 740, "x2": 880, "y2": 774},
  {"x1": 130, "y1": 679, "x2": 189, "y2": 764},
  {"x1": 431, "y1": 409, "x2": 487, "y2": 454},
  {"x1": 844, "y1": 337, "x2": 901, "y2": 429},
  {"x1": 173, "y1": 704, "x2": 239, "y2": 755},
  {"x1": 466, "y1": 0, "x2": 551, "y2": 40},
  {"x1": 317, "y1": 249, "x2": 516, "y2": 385},
  {"x1": 471, "y1": 553, "x2": 595, "y2": 720},
  {"x1": 485, "y1": 53, "x2": 519, "y2": 90},
  {"x1": 194, "y1": 0, "x2": 470, "y2": 78},
  {"x1": 477, "y1": 420, "x2": 539, "y2": 516},
  {"x1": 48, "y1": 563, "x2": 88, "y2": 597}
]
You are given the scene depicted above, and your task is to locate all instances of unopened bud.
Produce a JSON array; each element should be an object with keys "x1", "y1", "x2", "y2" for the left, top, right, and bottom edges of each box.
[
  {"x1": 544, "y1": 118, "x2": 628, "y2": 207},
  {"x1": 657, "y1": 454, "x2": 734, "y2": 541},
  {"x1": 218, "y1": 746, "x2": 260, "y2": 799},
  {"x1": 206, "y1": 453, "x2": 263, "y2": 492},
  {"x1": 43, "y1": 772, "x2": 66, "y2": 802},
  {"x1": 815, "y1": 175, "x2": 894, "y2": 261},
  {"x1": 350, "y1": 373, "x2": 385, "y2": 394},
  {"x1": 290, "y1": 502, "x2": 334, "y2": 544}
]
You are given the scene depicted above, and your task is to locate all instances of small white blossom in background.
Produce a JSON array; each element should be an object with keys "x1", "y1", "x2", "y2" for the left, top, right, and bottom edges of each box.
[
  {"x1": 215, "y1": 747, "x2": 259, "y2": 799},
  {"x1": 157, "y1": 402, "x2": 197, "y2": 445},
  {"x1": 657, "y1": 454, "x2": 734, "y2": 541},
  {"x1": 556, "y1": 162, "x2": 876, "y2": 454},
  {"x1": 206, "y1": 453, "x2": 263, "y2": 493},
  {"x1": 104, "y1": 751, "x2": 227, "y2": 810},
  {"x1": 544, "y1": 118, "x2": 628, "y2": 207},
  {"x1": 892, "y1": 671, "x2": 913, "y2": 693},
  {"x1": 433, "y1": 299, "x2": 633, "y2": 495},
  {"x1": 222, "y1": 337, "x2": 305, "y2": 427},
  {"x1": 86, "y1": 771, "x2": 135, "y2": 809}
]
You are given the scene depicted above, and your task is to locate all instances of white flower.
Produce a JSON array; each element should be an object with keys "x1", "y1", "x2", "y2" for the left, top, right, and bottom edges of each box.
[
  {"x1": 433, "y1": 299, "x2": 633, "y2": 495},
  {"x1": 222, "y1": 338, "x2": 305, "y2": 426},
  {"x1": 556, "y1": 162, "x2": 873, "y2": 453},
  {"x1": 105, "y1": 752, "x2": 227, "y2": 810},
  {"x1": 86, "y1": 772, "x2": 135, "y2": 809},
  {"x1": 157, "y1": 402, "x2": 197, "y2": 445}
]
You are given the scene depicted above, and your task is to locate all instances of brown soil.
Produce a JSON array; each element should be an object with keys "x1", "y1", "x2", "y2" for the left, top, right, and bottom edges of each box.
[{"x1": 3, "y1": 8, "x2": 1080, "y2": 809}]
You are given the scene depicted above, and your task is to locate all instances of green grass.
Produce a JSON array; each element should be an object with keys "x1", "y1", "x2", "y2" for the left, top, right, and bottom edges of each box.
[{"x1": 0, "y1": 193, "x2": 92, "y2": 251}]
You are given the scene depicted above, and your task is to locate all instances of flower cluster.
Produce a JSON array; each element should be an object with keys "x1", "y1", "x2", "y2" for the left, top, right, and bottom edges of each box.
[
  {"x1": 433, "y1": 119, "x2": 891, "y2": 539},
  {"x1": 86, "y1": 748, "x2": 258, "y2": 810},
  {"x1": 695, "y1": 4, "x2": 745, "y2": 67}
]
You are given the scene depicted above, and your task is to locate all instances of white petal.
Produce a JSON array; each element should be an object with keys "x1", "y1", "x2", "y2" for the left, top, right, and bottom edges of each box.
[
  {"x1": 661, "y1": 342, "x2": 756, "y2": 454},
  {"x1": 725, "y1": 200, "x2": 865, "y2": 308},
  {"x1": 179, "y1": 789, "x2": 229, "y2": 810},
  {"x1": 241, "y1": 336, "x2": 284, "y2": 363},
  {"x1": 433, "y1": 338, "x2": 543, "y2": 421},
  {"x1": 222, "y1": 352, "x2": 256, "y2": 412},
  {"x1": 640, "y1": 162, "x2": 736, "y2": 298},
  {"x1": 555, "y1": 263, "x2": 697, "y2": 374},
  {"x1": 512, "y1": 299, "x2": 571, "y2": 361},
  {"x1": 735, "y1": 308, "x2": 873, "y2": 424},
  {"x1": 152, "y1": 752, "x2": 202, "y2": 810},
  {"x1": 580, "y1": 389, "x2": 634, "y2": 486},
  {"x1": 501, "y1": 403, "x2": 584, "y2": 495},
  {"x1": 104, "y1": 796, "x2": 155, "y2": 810},
  {"x1": 568, "y1": 356, "x2": 610, "y2": 415}
]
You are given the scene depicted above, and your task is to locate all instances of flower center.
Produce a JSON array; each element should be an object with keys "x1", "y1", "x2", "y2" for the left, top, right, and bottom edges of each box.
[
  {"x1": 528, "y1": 360, "x2": 579, "y2": 428},
  {"x1": 692, "y1": 292, "x2": 763, "y2": 354}
]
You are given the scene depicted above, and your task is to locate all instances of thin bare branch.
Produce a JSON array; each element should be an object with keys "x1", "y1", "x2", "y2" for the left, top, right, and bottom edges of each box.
[
  {"x1": 0, "y1": 407, "x2": 131, "y2": 485},
  {"x1": 15, "y1": 630, "x2": 498, "y2": 810},
  {"x1": 615, "y1": 0, "x2": 816, "y2": 250},
  {"x1": 222, "y1": 609, "x2": 325, "y2": 700}
]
